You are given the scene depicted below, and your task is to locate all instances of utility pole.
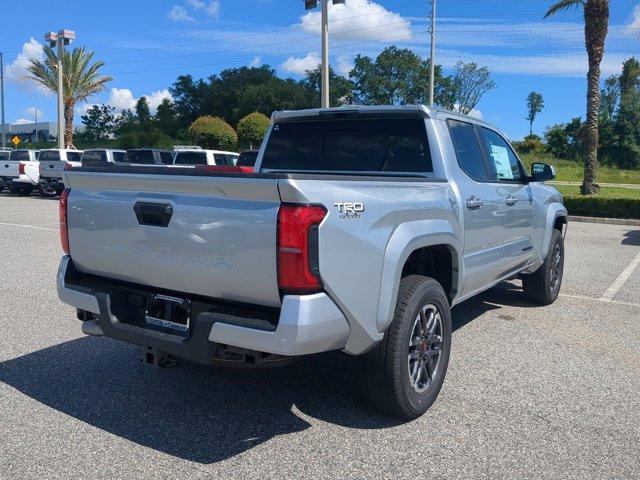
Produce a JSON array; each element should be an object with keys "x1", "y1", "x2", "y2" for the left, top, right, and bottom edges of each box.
[
  {"x1": 303, "y1": 0, "x2": 345, "y2": 108},
  {"x1": 0, "y1": 52, "x2": 6, "y2": 147},
  {"x1": 45, "y1": 30, "x2": 75, "y2": 149},
  {"x1": 34, "y1": 108, "x2": 38, "y2": 143},
  {"x1": 428, "y1": 0, "x2": 436, "y2": 107}
]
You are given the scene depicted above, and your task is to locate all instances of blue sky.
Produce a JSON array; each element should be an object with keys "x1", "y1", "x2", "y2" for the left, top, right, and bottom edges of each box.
[{"x1": 1, "y1": 0, "x2": 639, "y2": 139}]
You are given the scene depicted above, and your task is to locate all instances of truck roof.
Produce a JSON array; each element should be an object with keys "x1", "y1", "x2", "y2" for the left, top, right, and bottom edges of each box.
[{"x1": 272, "y1": 104, "x2": 499, "y2": 132}]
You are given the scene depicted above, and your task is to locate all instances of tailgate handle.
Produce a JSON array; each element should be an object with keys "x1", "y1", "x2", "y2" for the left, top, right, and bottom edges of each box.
[{"x1": 133, "y1": 202, "x2": 173, "y2": 227}]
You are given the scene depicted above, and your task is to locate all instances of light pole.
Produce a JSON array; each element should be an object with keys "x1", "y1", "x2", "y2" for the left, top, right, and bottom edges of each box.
[
  {"x1": 303, "y1": 0, "x2": 345, "y2": 108},
  {"x1": 0, "y1": 52, "x2": 6, "y2": 147},
  {"x1": 45, "y1": 29, "x2": 75, "y2": 149},
  {"x1": 428, "y1": 0, "x2": 436, "y2": 107}
]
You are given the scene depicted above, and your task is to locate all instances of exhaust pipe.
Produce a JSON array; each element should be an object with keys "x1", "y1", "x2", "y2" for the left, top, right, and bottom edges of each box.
[{"x1": 82, "y1": 319, "x2": 104, "y2": 337}]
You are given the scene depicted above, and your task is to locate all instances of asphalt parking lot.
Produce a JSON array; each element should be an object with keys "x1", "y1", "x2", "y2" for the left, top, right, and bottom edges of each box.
[{"x1": 0, "y1": 194, "x2": 639, "y2": 479}]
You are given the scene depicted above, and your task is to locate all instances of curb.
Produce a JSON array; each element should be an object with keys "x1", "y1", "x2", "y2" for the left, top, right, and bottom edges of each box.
[{"x1": 568, "y1": 215, "x2": 640, "y2": 226}]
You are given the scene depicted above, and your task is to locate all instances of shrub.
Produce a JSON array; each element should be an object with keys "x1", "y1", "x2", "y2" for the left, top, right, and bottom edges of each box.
[
  {"x1": 563, "y1": 196, "x2": 640, "y2": 219},
  {"x1": 514, "y1": 134, "x2": 545, "y2": 155},
  {"x1": 189, "y1": 116, "x2": 237, "y2": 150},
  {"x1": 237, "y1": 112, "x2": 270, "y2": 149}
]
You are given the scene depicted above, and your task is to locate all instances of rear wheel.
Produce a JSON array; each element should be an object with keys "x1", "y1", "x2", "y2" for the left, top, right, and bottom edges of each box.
[
  {"x1": 522, "y1": 229, "x2": 564, "y2": 305},
  {"x1": 39, "y1": 183, "x2": 57, "y2": 197},
  {"x1": 359, "y1": 275, "x2": 452, "y2": 420}
]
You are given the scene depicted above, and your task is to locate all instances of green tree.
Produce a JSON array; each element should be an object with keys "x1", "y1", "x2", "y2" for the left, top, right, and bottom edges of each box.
[
  {"x1": 189, "y1": 116, "x2": 237, "y2": 150},
  {"x1": 303, "y1": 66, "x2": 354, "y2": 106},
  {"x1": 526, "y1": 91, "x2": 545, "y2": 135},
  {"x1": 350, "y1": 46, "x2": 446, "y2": 105},
  {"x1": 155, "y1": 98, "x2": 178, "y2": 137},
  {"x1": 545, "y1": 0, "x2": 610, "y2": 195},
  {"x1": 26, "y1": 46, "x2": 112, "y2": 147},
  {"x1": 446, "y1": 62, "x2": 496, "y2": 114},
  {"x1": 81, "y1": 104, "x2": 116, "y2": 142},
  {"x1": 613, "y1": 58, "x2": 640, "y2": 169},
  {"x1": 237, "y1": 112, "x2": 270, "y2": 149},
  {"x1": 600, "y1": 75, "x2": 620, "y2": 120},
  {"x1": 135, "y1": 97, "x2": 152, "y2": 126}
]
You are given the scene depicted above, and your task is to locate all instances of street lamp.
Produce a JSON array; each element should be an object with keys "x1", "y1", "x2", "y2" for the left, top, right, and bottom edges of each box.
[
  {"x1": 304, "y1": 0, "x2": 345, "y2": 108},
  {"x1": 45, "y1": 29, "x2": 75, "y2": 149}
]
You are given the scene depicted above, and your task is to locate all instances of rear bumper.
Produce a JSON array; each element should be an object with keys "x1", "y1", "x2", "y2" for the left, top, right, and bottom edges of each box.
[{"x1": 57, "y1": 256, "x2": 350, "y2": 364}]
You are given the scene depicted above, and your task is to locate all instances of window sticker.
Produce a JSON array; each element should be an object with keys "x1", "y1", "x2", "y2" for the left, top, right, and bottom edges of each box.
[{"x1": 490, "y1": 144, "x2": 513, "y2": 180}]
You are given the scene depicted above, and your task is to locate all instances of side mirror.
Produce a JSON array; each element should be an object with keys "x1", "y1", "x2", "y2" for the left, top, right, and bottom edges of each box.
[{"x1": 531, "y1": 163, "x2": 556, "y2": 182}]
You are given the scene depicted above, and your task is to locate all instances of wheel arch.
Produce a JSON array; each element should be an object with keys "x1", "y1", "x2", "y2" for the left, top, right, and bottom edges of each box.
[
  {"x1": 376, "y1": 220, "x2": 462, "y2": 333},
  {"x1": 543, "y1": 203, "x2": 568, "y2": 258}
]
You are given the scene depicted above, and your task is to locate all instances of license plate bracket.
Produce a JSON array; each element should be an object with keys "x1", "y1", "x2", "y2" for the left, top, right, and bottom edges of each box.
[{"x1": 144, "y1": 294, "x2": 191, "y2": 336}]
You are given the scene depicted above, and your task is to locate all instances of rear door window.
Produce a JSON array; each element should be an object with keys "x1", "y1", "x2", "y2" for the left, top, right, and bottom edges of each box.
[
  {"x1": 262, "y1": 117, "x2": 432, "y2": 174},
  {"x1": 125, "y1": 150, "x2": 154, "y2": 164},
  {"x1": 214, "y1": 154, "x2": 229, "y2": 166},
  {"x1": 113, "y1": 152, "x2": 126, "y2": 162},
  {"x1": 67, "y1": 152, "x2": 82, "y2": 163},
  {"x1": 81, "y1": 151, "x2": 107, "y2": 164},
  {"x1": 160, "y1": 152, "x2": 174, "y2": 165},
  {"x1": 0, "y1": 151, "x2": 10, "y2": 160},
  {"x1": 478, "y1": 127, "x2": 524, "y2": 182},
  {"x1": 174, "y1": 151, "x2": 207, "y2": 165},
  {"x1": 447, "y1": 120, "x2": 489, "y2": 181}
]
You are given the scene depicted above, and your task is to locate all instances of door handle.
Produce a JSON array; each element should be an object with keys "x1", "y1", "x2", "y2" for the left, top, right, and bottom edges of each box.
[
  {"x1": 506, "y1": 195, "x2": 519, "y2": 206},
  {"x1": 466, "y1": 197, "x2": 484, "y2": 209}
]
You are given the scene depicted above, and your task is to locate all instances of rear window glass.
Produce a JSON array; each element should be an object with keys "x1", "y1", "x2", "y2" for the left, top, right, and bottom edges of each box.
[
  {"x1": 160, "y1": 152, "x2": 174, "y2": 165},
  {"x1": 125, "y1": 150, "x2": 155, "y2": 164},
  {"x1": 174, "y1": 151, "x2": 207, "y2": 165},
  {"x1": 9, "y1": 150, "x2": 30, "y2": 161},
  {"x1": 214, "y1": 154, "x2": 228, "y2": 166},
  {"x1": 237, "y1": 151, "x2": 258, "y2": 167},
  {"x1": 261, "y1": 117, "x2": 432, "y2": 174},
  {"x1": 0, "y1": 151, "x2": 9, "y2": 160},
  {"x1": 82, "y1": 151, "x2": 107, "y2": 164},
  {"x1": 39, "y1": 151, "x2": 61, "y2": 161},
  {"x1": 67, "y1": 152, "x2": 82, "y2": 162},
  {"x1": 113, "y1": 152, "x2": 126, "y2": 162}
]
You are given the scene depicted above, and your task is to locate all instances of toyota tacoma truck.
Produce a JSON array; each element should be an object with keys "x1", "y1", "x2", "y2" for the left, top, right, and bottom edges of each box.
[{"x1": 57, "y1": 105, "x2": 567, "y2": 419}]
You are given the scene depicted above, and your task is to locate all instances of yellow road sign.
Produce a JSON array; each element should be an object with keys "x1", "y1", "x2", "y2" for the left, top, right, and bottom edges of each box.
[{"x1": 11, "y1": 136, "x2": 21, "y2": 146}]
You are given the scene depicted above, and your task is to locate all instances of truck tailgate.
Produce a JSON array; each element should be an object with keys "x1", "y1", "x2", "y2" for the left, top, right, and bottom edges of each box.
[
  {"x1": 40, "y1": 160, "x2": 66, "y2": 179},
  {"x1": 1, "y1": 161, "x2": 19, "y2": 177},
  {"x1": 64, "y1": 170, "x2": 282, "y2": 307}
]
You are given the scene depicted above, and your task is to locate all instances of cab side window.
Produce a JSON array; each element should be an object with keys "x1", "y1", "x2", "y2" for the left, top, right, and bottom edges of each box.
[
  {"x1": 447, "y1": 120, "x2": 488, "y2": 181},
  {"x1": 478, "y1": 127, "x2": 523, "y2": 182}
]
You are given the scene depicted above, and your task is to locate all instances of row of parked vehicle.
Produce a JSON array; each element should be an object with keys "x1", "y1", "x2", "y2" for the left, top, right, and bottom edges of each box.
[{"x1": 0, "y1": 146, "x2": 259, "y2": 197}]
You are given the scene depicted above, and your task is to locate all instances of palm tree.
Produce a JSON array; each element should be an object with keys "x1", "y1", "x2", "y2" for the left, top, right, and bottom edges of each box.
[
  {"x1": 26, "y1": 46, "x2": 112, "y2": 148},
  {"x1": 545, "y1": 0, "x2": 609, "y2": 195}
]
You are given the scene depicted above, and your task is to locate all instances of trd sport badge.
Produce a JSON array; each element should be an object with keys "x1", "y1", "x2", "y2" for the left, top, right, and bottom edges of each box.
[{"x1": 334, "y1": 202, "x2": 364, "y2": 219}]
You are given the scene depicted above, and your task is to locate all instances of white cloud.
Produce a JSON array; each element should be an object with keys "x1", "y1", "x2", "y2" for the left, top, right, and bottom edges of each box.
[
  {"x1": 281, "y1": 52, "x2": 321, "y2": 75},
  {"x1": 336, "y1": 56, "x2": 353, "y2": 76},
  {"x1": 249, "y1": 56, "x2": 262, "y2": 67},
  {"x1": 12, "y1": 119, "x2": 31, "y2": 125},
  {"x1": 185, "y1": 0, "x2": 219, "y2": 18},
  {"x1": 145, "y1": 89, "x2": 173, "y2": 111},
  {"x1": 108, "y1": 88, "x2": 137, "y2": 111},
  {"x1": 168, "y1": 5, "x2": 194, "y2": 22},
  {"x1": 186, "y1": 0, "x2": 205, "y2": 8},
  {"x1": 24, "y1": 107, "x2": 44, "y2": 120},
  {"x1": 78, "y1": 88, "x2": 173, "y2": 115},
  {"x1": 6, "y1": 38, "x2": 44, "y2": 85},
  {"x1": 300, "y1": 0, "x2": 412, "y2": 42},
  {"x1": 626, "y1": 5, "x2": 640, "y2": 34}
]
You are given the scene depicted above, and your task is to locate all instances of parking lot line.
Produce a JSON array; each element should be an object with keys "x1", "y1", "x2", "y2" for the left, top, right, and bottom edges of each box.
[
  {"x1": 560, "y1": 292, "x2": 640, "y2": 309},
  {"x1": 0, "y1": 221, "x2": 57, "y2": 232},
  {"x1": 599, "y1": 250, "x2": 640, "y2": 303}
]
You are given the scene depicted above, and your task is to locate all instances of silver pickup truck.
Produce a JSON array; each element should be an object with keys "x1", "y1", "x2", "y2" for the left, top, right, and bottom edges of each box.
[{"x1": 57, "y1": 105, "x2": 567, "y2": 419}]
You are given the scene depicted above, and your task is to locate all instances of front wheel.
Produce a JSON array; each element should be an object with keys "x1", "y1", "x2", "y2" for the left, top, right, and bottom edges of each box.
[
  {"x1": 522, "y1": 229, "x2": 564, "y2": 305},
  {"x1": 359, "y1": 275, "x2": 452, "y2": 420}
]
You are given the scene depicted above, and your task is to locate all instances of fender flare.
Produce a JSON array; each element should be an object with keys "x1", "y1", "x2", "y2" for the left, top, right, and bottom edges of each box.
[
  {"x1": 542, "y1": 203, "x2": 568, "y2": 258},
  {"x1": 375, "y1": 219, "x2": 462, "y2": 333}
]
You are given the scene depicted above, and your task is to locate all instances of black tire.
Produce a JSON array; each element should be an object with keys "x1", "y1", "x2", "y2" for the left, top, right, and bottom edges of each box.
[
  {"x1": 39, "y1": 183, "x2": 57, "y2": 197},
  {"x1": 9, "y1": 184, "x2": 34, "y2": 196},
  {"x1": 522, "y1": 229, "x2": 564, "y2": 305},
  {"x1": 359, "y1": 275, "x2": 452, "y2": 420}
]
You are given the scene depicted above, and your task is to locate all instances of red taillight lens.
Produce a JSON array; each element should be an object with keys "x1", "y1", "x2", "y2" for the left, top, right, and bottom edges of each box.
[
  {"x1": 277, "y1": 204, "x2": 327, "y2": 294},
  {"x1": 18, "y1": 162, "x2": 25, "y2": 175},
  {"x1": 59, "y1": 188, "x2": 70, "y2": 254}
]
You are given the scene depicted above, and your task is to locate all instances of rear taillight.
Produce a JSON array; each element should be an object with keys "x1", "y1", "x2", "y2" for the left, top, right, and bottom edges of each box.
[
  {"x1": 277, "y1": 204, "x2": 327, "y2": 294},
  {"x1": 18, "y1": 162, "x2": 25, "y2": 175},
  {"x1": 59, "y1": 189, "x2": 70, "y2": 254}
]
